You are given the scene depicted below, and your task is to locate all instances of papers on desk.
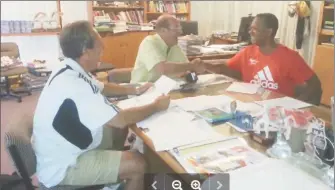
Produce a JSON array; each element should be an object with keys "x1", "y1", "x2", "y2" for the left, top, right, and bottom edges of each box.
[
  {"x1": 138, "y1": 106, "x2": 223, "y2": 151},
  {"x1": 117, "y1": 75, "x2": 176, "y2": 109},
  {"x1": 197, "y1": 74, "x2": 233, "y2": 86},
  {"x1": 172, "y1": 95, "x2": 234, "y2": 111},
  {"x1": 226, "y1": 82, "x2": 262, "y2": 94},
  {"x1": 255, "y1": 97, "x2": 312, "y2": 109},
  {"x1": 229, "y1": 159, "x2": 331, "y2": 190},
  {"x1": 170, "y1": 137, "x2": 269, "y2": 174}
]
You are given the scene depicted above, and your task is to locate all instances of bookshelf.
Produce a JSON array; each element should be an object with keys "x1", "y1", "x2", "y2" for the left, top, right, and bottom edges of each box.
[
  {"x1": 312, "y1": 1, "x2": 334, "y2": 106},
  {"x1": 1, "y1": 0, "x2": 62, "y2": 37},
  {"x1": 88, "y1": 1, "x2": 145, "y2": 24},
  {"x1": 144, "y1": 0, "x2": 191, "y2": 23},
  {"x1": 87, "y1": 1, "x2": 191, "y2": 24}
]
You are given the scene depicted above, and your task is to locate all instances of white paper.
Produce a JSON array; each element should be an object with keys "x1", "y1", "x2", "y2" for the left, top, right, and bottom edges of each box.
[
  {"x1": 172, "y1": 95, "x2": 234, "y2": 111},
  {"x1": 137, "y1": 106, "x2": 195, "y2": 130},
  {"x1": 226, "y1": 82, "x2": 261, "y2": 94},
  {"x1": 145, "y1": 118, "x2": 223, "y2": 151},
  {"x1": 153, "y1": 75, "x2": 177, "y2": 95},
  {"x1": 219, "y1": 100, "x2": 263, "y2": 117},
  {"x1": 255, "y1": 97, "x2": 312, "y2": 109},
  {"x1": 117, "y1": 75, "x2": 177, "y2": 109},
  {"x1": 229, "y1": 159, "x2": 331, "y2": 190},
  {"x1": 197, "y1": 74, "x2": 232, "y2": 86}
]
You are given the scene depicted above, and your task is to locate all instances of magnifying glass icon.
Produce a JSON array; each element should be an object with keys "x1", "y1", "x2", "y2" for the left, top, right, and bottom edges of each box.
[{"x1": 172, "y1": 180, "x2": 183, "y2": 190}]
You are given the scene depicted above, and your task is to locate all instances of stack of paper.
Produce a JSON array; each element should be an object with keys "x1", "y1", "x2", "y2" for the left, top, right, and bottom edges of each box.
[
  {"x1": 255, "y1": 97, "x2": 312, "y2": 109},
  {"x1": 226, "y1": 82, "x2": 261, "y2": 94},
  {"x1": 172, "y1": 95, "x2": 234, "y2": 111},
  {"x1": 178, "y1": 35, "x2": 204, "y2": 55},
  {"x1": 196, "y1": 74, "x2": 233, "y2": 86}
]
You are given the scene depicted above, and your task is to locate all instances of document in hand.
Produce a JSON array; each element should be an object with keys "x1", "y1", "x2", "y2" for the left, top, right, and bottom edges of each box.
[
  {"x1": 226, "y1": 82, "x2": 261, "y2": 94},
  {"x1": 255, "y1": 96, "x2": 312, "y2": 109},
  {"x1": 117, "y1": 75, "x2": 177, "y2": 109}
]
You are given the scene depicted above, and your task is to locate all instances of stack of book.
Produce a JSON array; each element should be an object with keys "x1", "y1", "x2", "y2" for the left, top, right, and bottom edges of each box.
[
  {"x1": 178, "y1": 35, "x2": 204, "y2": 55},
  {"x1": 324, "y1": 21, "x2": 334, "y2": 30}
]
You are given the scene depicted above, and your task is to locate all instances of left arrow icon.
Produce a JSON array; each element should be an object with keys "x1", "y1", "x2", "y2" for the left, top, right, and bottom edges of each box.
[{"x1": 152, "y1": 181, "x2": 157, "y2": 189}]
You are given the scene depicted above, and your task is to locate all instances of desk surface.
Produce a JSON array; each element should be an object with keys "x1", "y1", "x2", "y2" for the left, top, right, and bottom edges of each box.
[{"x1": 131, "y1": 82, "x2": 331, "y2": 176}]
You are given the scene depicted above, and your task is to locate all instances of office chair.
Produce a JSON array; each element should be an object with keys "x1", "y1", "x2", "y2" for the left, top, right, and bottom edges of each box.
[
  {"x1": 4, "y1": 124, "x2": 111, "y2": 190},
  {"x1": 180, "y1": 21, "x2": 198, "y2": 36},
  {"x1": 237, "y1": 14, "x2": 254, "y2": 44}
]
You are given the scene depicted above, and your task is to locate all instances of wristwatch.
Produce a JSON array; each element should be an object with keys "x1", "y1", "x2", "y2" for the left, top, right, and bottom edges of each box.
[{"x1": 135, "y1": 87, "x2": 141, "y2": 95}]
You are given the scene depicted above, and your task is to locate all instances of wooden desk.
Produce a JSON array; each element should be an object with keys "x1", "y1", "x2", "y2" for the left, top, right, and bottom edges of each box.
[
  {"x1": 131, "y1": 82, "x2": 331, "y2": 177},
  {"x1": 187, "y1": 52, "x2": 236, "y2": 61}
]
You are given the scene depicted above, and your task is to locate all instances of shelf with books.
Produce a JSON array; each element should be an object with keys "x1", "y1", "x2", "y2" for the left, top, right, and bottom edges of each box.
[
  {"x1": 1, "y1": 31, "x2": 60, "y2": 37},
  {"x1": 144, "y1": 0, "x2": 190, "y2": 23},
  {"x1": 88, "y1": 1, "x2": 145, "y2": 24},
  {"x1": 321, "y1": 29, "x2": 334, "y2": 36},
  {"x1": 93, "y1": 6, "x2": 144, "y2": 11}
]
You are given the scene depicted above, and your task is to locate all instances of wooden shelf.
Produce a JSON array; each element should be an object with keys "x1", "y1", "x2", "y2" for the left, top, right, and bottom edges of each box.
[
  {"x1": 324, "y1": 5, "x2": 334, "y2": 9},
  {"x1": 93, "y1": 6, "x2": 143, "y2": 11},
  {"x1": 319, "y1": 44, "x2": 334, "y2": 48},
  {"x1": 1, "y1": 32, "x2": 60, "y2": 37},
  {"x1": 146, "y1": 12, "x2": 188, "y2": 15},
  {"x1": 321, "y1": 29, "x2": 334, "y2": 36}
]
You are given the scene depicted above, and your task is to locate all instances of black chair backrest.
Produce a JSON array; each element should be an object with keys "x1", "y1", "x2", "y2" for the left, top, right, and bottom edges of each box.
[
  {"x1": 7, "y1": 145, "x2": 35, "y2": 190},
  {"x1": 180, "y1": 21, "x2": 198, "y2": 36},
  {"x1": 237, "y1": 14, "x2": 254, "y2": 44}
]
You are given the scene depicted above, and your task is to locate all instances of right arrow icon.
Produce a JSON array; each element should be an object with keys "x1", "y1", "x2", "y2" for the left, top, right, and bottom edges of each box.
[{"x1": 217, "y1": 181, "x2": 223, "y2": 189}]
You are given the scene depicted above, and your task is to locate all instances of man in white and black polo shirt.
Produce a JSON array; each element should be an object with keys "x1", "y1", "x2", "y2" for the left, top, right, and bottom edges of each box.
[{"x1": 32, "y1": 21, "x2": 170, "y2": 190}]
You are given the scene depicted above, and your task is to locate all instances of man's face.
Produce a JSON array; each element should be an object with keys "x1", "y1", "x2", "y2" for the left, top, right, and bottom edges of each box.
[
  {"x1": 249, "y1": 17, "x2": 271, "y2": 46},
  {"x1": 83, "y1": 30, "x2": 103, "y2": 71},
  {"x1": 166, "y1": 20, "x2": 183, "y2": 46}
]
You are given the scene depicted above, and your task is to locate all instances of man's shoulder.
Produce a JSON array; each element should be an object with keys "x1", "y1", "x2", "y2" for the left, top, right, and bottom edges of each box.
[{"x1": 276, "y1": 44, "x2": 300, "y2": 56}]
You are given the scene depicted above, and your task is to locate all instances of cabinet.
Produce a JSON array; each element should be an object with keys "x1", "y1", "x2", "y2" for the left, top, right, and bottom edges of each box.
[
  {"x1": 313, "y1": 45, "x2": 334, "y2": 106},
  {"x1": 312, "y1": 1, "x2": 334, "y2": 106},
  {"x1": 100, "y1": 31, "x2": 151, "y2": 68}
]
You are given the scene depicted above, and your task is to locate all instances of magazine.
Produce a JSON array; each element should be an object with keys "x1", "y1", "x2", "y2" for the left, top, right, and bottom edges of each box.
[{"x1": 170, "y1": 137, "x2": 269, "y2": 175}]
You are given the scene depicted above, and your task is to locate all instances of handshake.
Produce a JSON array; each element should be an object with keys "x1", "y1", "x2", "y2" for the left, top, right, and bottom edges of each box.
[{"x1": 190, "y1": 58, "x2": 206, "y2": 74}]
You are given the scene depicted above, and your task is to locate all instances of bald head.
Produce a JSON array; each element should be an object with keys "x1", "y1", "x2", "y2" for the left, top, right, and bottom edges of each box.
[{"x1": 155, "y1": 14, "x2": 178, "y2": 31}]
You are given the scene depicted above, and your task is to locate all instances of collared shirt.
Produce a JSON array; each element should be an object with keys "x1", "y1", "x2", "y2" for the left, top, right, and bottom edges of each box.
[
  {"x1": 131, "y1": 34, "x2": 188, "y2": 83},
  {"x1": 32, "y1": 58, "x2": 118, "y2": 188}
]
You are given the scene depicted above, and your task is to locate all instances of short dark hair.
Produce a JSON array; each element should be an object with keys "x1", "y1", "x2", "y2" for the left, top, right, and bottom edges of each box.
[
  {"x1": 256, "y1": 13, "x2": 279, "y2": 37},
  {"x1": 59, "y1": 21, "x2": 96, "y2": 59}
]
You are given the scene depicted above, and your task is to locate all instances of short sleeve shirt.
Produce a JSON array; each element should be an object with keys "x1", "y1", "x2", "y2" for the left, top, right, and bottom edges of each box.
[
  {"x1": 32, "y1": 58, "x2": 118, "y2": 188},
  {"x1": 131, "y1": 34, "x2": 189, "y2": 83},
  {"x1": 227, "y1": 44, "x2": 314, "y2": 97}
]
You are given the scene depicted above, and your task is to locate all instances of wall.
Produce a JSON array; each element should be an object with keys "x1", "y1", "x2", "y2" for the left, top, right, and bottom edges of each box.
[
  {"x1": 191, "y1": 1, "x2": 322, "y2": 66},
  {"x1": 1, "y1": 1, "x2": 89, "y2": 67}
]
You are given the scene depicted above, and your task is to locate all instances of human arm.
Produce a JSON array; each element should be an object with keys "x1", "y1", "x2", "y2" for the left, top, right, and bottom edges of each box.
[
  {"x1": 294, "y1": 74, "x2": 322, "y2": 105},
  {"x1": 101, "y1": 82, "x2": 153, "y2": 97},
  {"x1": 289, "y1": 53, "x2": 322, "y2": 105},
  {"x1": 140, "y1": 38, "x2": 205, "y2": 80},
  {"x1": 203, "y1": 58, "x2": 242, "y2": 80},
  {"x1": 106, "y1": 95, "x2": 170, "y2": 128}
]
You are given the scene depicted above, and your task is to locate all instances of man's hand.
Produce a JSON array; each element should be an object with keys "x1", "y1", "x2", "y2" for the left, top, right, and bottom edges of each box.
[
  {"x1": 136, "y1": 83, "x2": 153, "y2": 95},
  {"x1": 191, "y1": 58, "x2": 206, "y2": 74},
  {"x1": 154, "y1": 95, "x2": 170, "y2": 111}
]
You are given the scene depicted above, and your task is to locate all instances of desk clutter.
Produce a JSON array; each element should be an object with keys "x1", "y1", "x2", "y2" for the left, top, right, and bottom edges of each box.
[{"x1": 114, "y1": 74, "x2": 334, "y2": 189}]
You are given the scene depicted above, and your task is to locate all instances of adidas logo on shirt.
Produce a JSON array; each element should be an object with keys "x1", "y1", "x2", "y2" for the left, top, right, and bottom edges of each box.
[{"x1": 250, "y1": 66, "x2": 279, "y2": 90}]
